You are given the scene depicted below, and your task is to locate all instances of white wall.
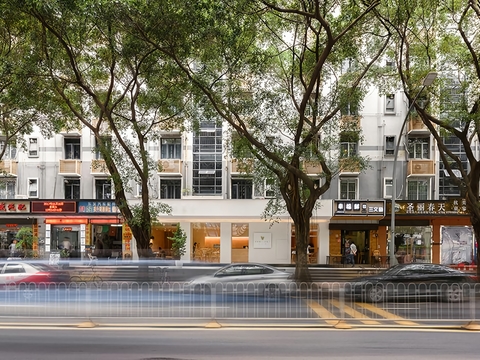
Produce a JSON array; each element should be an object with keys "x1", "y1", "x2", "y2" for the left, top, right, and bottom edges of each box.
[{"x1": 248, "y1": 222, "x2": 290, "y2": 264}]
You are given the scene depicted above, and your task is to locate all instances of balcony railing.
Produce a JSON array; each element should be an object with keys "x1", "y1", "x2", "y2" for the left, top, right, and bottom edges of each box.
[
  {"x1": 302, "y1": 160, "x2": 322, "y2": 175},
  {"x1": 231, "y1": 159, "x2": 254, "y2": 174},
  {"x1": 59, "y1": 159, "x2": 82, "y2": 175},
  {"x1": 407, "y1": 159, "x2": 435, "y2": 176},
  {"x1": 408, "y1": 115, "x2": 429, "y2": 134},
  {"x1": 91, "y1": 159, "x2": 109, "y2": 175},
  {"x1": 340, "y1": 115, "x2": 361, "y2": 129},
  {"x1": 158, "y1": 159, "x2": 182, "y2": 174},
  {"x1": 0, "y1": 160, "x2": 18, "y2": 176},
  {"x1": 339, "y1": 158, "x2": 361, "y2": 174}
]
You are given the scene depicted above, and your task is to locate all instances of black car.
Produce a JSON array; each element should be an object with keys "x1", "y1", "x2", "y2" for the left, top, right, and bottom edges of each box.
[{"x1": 347, "y1": 263, "x2": 474, "y2": 303}]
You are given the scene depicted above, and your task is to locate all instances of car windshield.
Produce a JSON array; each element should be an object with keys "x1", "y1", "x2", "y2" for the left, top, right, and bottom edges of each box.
[{"x1": 380, "y1": 265, "x2": 404, "y2": 276}]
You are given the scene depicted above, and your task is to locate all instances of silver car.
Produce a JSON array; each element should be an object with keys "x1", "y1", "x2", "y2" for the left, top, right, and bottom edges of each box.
[{"x1": 184, "y1": 263, "x2": 294, "y2": 297}]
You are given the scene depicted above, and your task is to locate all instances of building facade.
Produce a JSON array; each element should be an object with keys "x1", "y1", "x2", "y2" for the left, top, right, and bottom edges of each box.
[{"x1": 0, "y1": 86, "x2": 475, "y2": 265}]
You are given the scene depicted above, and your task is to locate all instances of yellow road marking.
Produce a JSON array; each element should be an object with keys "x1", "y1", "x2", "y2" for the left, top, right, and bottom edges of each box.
[
  {"x1": 329, "y1": 299, "x2": 380, "y2": 325},
  {"x1": 305, "y1": 300, "x2": 338, "y2": 325},
  {"x1": 355, "y1": 302, "x2": 418, "y2": 326}
]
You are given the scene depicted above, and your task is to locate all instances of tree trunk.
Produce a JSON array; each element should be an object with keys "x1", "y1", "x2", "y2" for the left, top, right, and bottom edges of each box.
[{"x1": 293, "y1": 215, "x2": 312, "y2": 283}]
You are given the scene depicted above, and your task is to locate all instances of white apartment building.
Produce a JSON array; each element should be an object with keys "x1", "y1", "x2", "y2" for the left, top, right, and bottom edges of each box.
[{"x1": 0, "y1": 86, "x2": 473, "y2": 265}]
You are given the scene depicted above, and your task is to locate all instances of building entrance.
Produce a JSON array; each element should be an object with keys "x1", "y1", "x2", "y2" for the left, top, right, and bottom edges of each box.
[{"x1": 341, "y1": 230, "x2": 370, "y2": 265}]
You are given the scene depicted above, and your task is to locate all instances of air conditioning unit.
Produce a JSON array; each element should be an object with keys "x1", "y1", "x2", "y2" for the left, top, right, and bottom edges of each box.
[{"x1": 15, "y1": 195, "x2": 28, "y2": 199}]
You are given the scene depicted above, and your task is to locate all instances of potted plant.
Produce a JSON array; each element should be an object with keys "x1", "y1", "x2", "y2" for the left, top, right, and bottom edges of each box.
[{"x1": 15, "y1": 227, "x2": 35, "y2": 258}]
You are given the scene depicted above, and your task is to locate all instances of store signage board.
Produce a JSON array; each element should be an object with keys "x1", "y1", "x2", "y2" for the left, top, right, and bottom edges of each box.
[
  {"x1": 333, "y1": 200, "x2": 385, "y2": 216},
  {"x1": 78, "y1": 201, "x2": 120, "y2": 213},
  {"x1": 0, "y1": 201, "x2": 30, "y2": 212},
  {"x1": 388, "y1": 198, "x2": 468, "y2": 215},
  {"x1": 31, "y1": 201, "x2": 76, "y2": 213},
  {"x1": 253, "y1": 233, "x2": 272, "y2": 249}
]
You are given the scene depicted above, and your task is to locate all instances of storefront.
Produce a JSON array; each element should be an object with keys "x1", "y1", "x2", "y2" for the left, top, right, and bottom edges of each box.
[
  {"x1": 0, "y1": 200, "x2": 37, "y2": 257},
  {"x1": 328, "y1": 200, "x2": 386, "y2": 265},
  {"x1": 382, "y1": 199, "x2": 473, "y2": 265}
]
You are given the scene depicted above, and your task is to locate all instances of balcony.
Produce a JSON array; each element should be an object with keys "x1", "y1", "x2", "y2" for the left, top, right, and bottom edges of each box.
[
  {"x1": 59, "y1": 125, "x2": 82, "y2": 136},
  {"x1": 302, "y1": 160, "x2": 323, "y2": 175},
  {"x1": 231, "y1": 159, "x2": 254, "y2": 174},
  {"x1": 340, "y1": 115, "x2": 361, "y2": 129},
  {"x1": 59, "y1": 159, "x2": 82, "y2": 176},
  {"x1": 407, "y1": 159, "x2": 435, "y2": 177},
  {"x1": 408, "y1": 115, "x2": 430, "y2": 134},
  {"x1": 91, "y1": 159, "x2": 110, "y2": 175},
  {"x1": 0, "y1": 160, "x2": 18, "y2": 176},
  {"x1": 339, "y1": 158, "x2": 361, "y2": 175},
  {"x1": 158, "y1": 159, "x2": 182, "y2": 174}
]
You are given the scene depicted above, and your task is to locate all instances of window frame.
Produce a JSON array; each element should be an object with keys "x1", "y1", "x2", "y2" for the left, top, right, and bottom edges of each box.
[
  {"x1": 28, "y1": 178, "x2": 39, "y2": 198},
  {"x1": 383, "y1": 178, "x2": 393, "y2": 199},
  {"x1": 385, "y1": 136, "x2": 396, "y2": 156},
  {"x1": 408, "y1": 137, "x2": 430, "y2": 159},
  {"x1": 160, "y1": 137, "x2": 182, "y2": 160},
  {"x1": 385, "y1": 94, "x2": 396, "y2": 114},
  {"x1": 95, "y1": 179, "x2": 112, "y2": 200},
  {"x1": 339, "y1": 177, "x2": 358, "y2": 200},
  {"x1": 160, "y1": 178, "x2": 182, "y2": 199},
  {"x1": 64, "y1": 137, "x2": 81, "y2": 160},
  {"x1": 64, "y1": 178, "x2": 80, "y2": 199},
  {"x1": 407, "y1": 179, "x2": 429, "y2": 200},
  {"x1": 28, "y1": 138, "x2": 39, "y2": 158}
]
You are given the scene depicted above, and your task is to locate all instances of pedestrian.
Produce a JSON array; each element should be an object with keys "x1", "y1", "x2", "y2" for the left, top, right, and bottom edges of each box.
[
  {"x1": 349, "y1": 241, "x2": 357, "y2": 267},
  {"x1": 9, "y1": 239, "x2": 18, "y2": 257},
  {"x1": 344, "y1": 241, "x2": 351, "y2": 265}
]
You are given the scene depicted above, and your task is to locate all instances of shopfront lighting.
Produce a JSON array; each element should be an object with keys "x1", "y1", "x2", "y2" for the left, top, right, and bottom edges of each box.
[{"x1": 390, "y1": 71, "x2": 438, "y2": 267}]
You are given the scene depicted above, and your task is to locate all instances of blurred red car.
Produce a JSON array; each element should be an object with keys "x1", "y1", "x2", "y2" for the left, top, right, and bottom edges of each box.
[{"x1": 0, "y1": 261, "x2": 70, "y2": 286}]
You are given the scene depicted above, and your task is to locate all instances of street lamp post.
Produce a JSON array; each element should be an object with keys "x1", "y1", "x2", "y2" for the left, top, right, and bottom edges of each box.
[{"x1": 389, "y1": 72, "x2": 438, "y2": 267}]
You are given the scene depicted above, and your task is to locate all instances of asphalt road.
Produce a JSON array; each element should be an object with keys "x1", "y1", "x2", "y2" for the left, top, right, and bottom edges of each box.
[{"x1": 0, "y1": 328, "x2": 478, "y2": 360}]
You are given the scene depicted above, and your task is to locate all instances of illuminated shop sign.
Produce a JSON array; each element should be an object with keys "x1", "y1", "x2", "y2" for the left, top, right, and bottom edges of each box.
[
  {"x1": 31, "y1": 201, "x2": 77, "y2": 213},
  {"x1": 0, "y1": 201, "x2": 30, "y2": 212},
  {"x1": 77, "y1": 201, "x2": 119, "y2": 213},
  {"x1": 334, "y1": 200, "x2": 385, "y2": 216},
  {"x1": 388, "y1": 199, "x2": 468, "y2": 215}
]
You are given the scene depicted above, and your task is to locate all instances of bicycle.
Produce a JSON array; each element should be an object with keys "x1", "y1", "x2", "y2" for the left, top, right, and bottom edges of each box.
[
  {"x1": 154, "y1": 267, "x2": 170, "y2": 284},
  {"x1": 70, "y1": 266, "x2": 103, "y2": 288}
]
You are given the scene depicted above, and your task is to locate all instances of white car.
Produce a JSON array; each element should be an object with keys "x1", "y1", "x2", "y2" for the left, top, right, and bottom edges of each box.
[
  {"x1": 0, "y1": 261, "x2": 70, "y2": 287},
  {"x1": 184, "y1": 263, "x2": 294, "y2": 297}
]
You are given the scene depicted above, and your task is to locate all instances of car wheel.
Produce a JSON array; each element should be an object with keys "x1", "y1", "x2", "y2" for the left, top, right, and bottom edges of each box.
[
  {"x1": 442, "y1": 283, "x2": 463, "y2": 303},
  {"x1": 366, "y1": 284, "x2": 384, "y2": 303}
]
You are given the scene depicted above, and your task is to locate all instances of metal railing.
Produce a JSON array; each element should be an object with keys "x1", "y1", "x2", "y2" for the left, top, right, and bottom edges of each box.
[{"x1": 0, "y1": 281, "x2": 478, "y2": 327}]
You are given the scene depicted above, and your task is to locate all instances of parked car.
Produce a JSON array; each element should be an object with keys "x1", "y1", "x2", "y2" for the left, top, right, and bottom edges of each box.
[
  {"x1": 184, "y1": 263, "x2": 294, "y2": 297},
  {"x1": 0, "y1": 261, "x2": 70, "y2": 287},
  {"x1": 348, "y1": 263, "x2": 474, "y2": 303}
]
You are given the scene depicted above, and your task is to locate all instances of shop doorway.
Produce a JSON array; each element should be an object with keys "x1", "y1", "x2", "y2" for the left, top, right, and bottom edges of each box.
[
  {"x1": 53, "y1": 226, "x2": 80, "y2": 258},
  {"x1": 341, "y1": 230, "x2": 370, "y2": 265}
]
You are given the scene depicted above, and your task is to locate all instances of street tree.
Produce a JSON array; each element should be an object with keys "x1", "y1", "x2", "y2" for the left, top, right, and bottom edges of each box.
[
  {"x1": 124, "y1": 0, "x2": 389, "y2": 280},
  {"x1": 375, "y1": 1, "x2": 480, "y2": 277},
  {"x1": 15, "y1": 0, "x2": 186, "y2": 258},
  {"x1": 0, "y1": 4, "x2": 58, "y2": 169}
]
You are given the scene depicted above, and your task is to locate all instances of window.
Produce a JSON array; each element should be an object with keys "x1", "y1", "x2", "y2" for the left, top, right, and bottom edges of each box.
[
  {"x1": 407, "y1": 179, "x2": 428, "y2": 200},
  {"x1": 28, "y1": 178, "x2": 39, "y2": 198},
  {"x1": 0, "y1": 141, "x2": 17, "y2": 160},
  {"x1": 340, "y1": 142, "x2": 357, "y2": 157},
  {"x1": 193, "y1": 124, "x2": 223, "y2": 195},
  {"x1": 95, "y1": 179, "x2": 111, "y2": 199},
  {"x1": 64, "y1": 138, "x2": 81, "y2": 159},
  {"x1": 95, "y1": 137, "x2": 111, "y2": 160},
  {"x1": 254, "y1": 178, "x2": 276, "y2": 198},
  {"x1": 64, "y1": 179, "x2": 80, "y2": 199},
  {"x1": 28, "y1": 138, "x2": 39, "y2": 157},
  {"x1": 340, "y1": 178, "x2": 357, "y2": 199},
  {"x1": 385, "y1": 136, "x2": 395, "y2": 156},
  {"x1": 160, "y1": 178, "x2": 181, "y2": 199},
  {"x1": 384, "y1": 178, "x2": 393, "y2": 199},
  {"x1": 136, "y1": 183, "x2": 142, "y2": 197},
  {"x1": 231, "y1": 179, "x2": 253, "y2": 199},
  {"x1": 161, "y1": 138, "x2": 182, "y2": 159},
  {"x1": 385, "y1": 94, "x2": 395, "y2": 113},
  {"x1": 408, "y1": 138, "x2": 430, "y2": 159},
  {"x1": 0, "y1": 180, "x2": 15, "y2": 199},
  {"x1": 4, "y1": 264, "x2": 25, "y2": 274}
]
